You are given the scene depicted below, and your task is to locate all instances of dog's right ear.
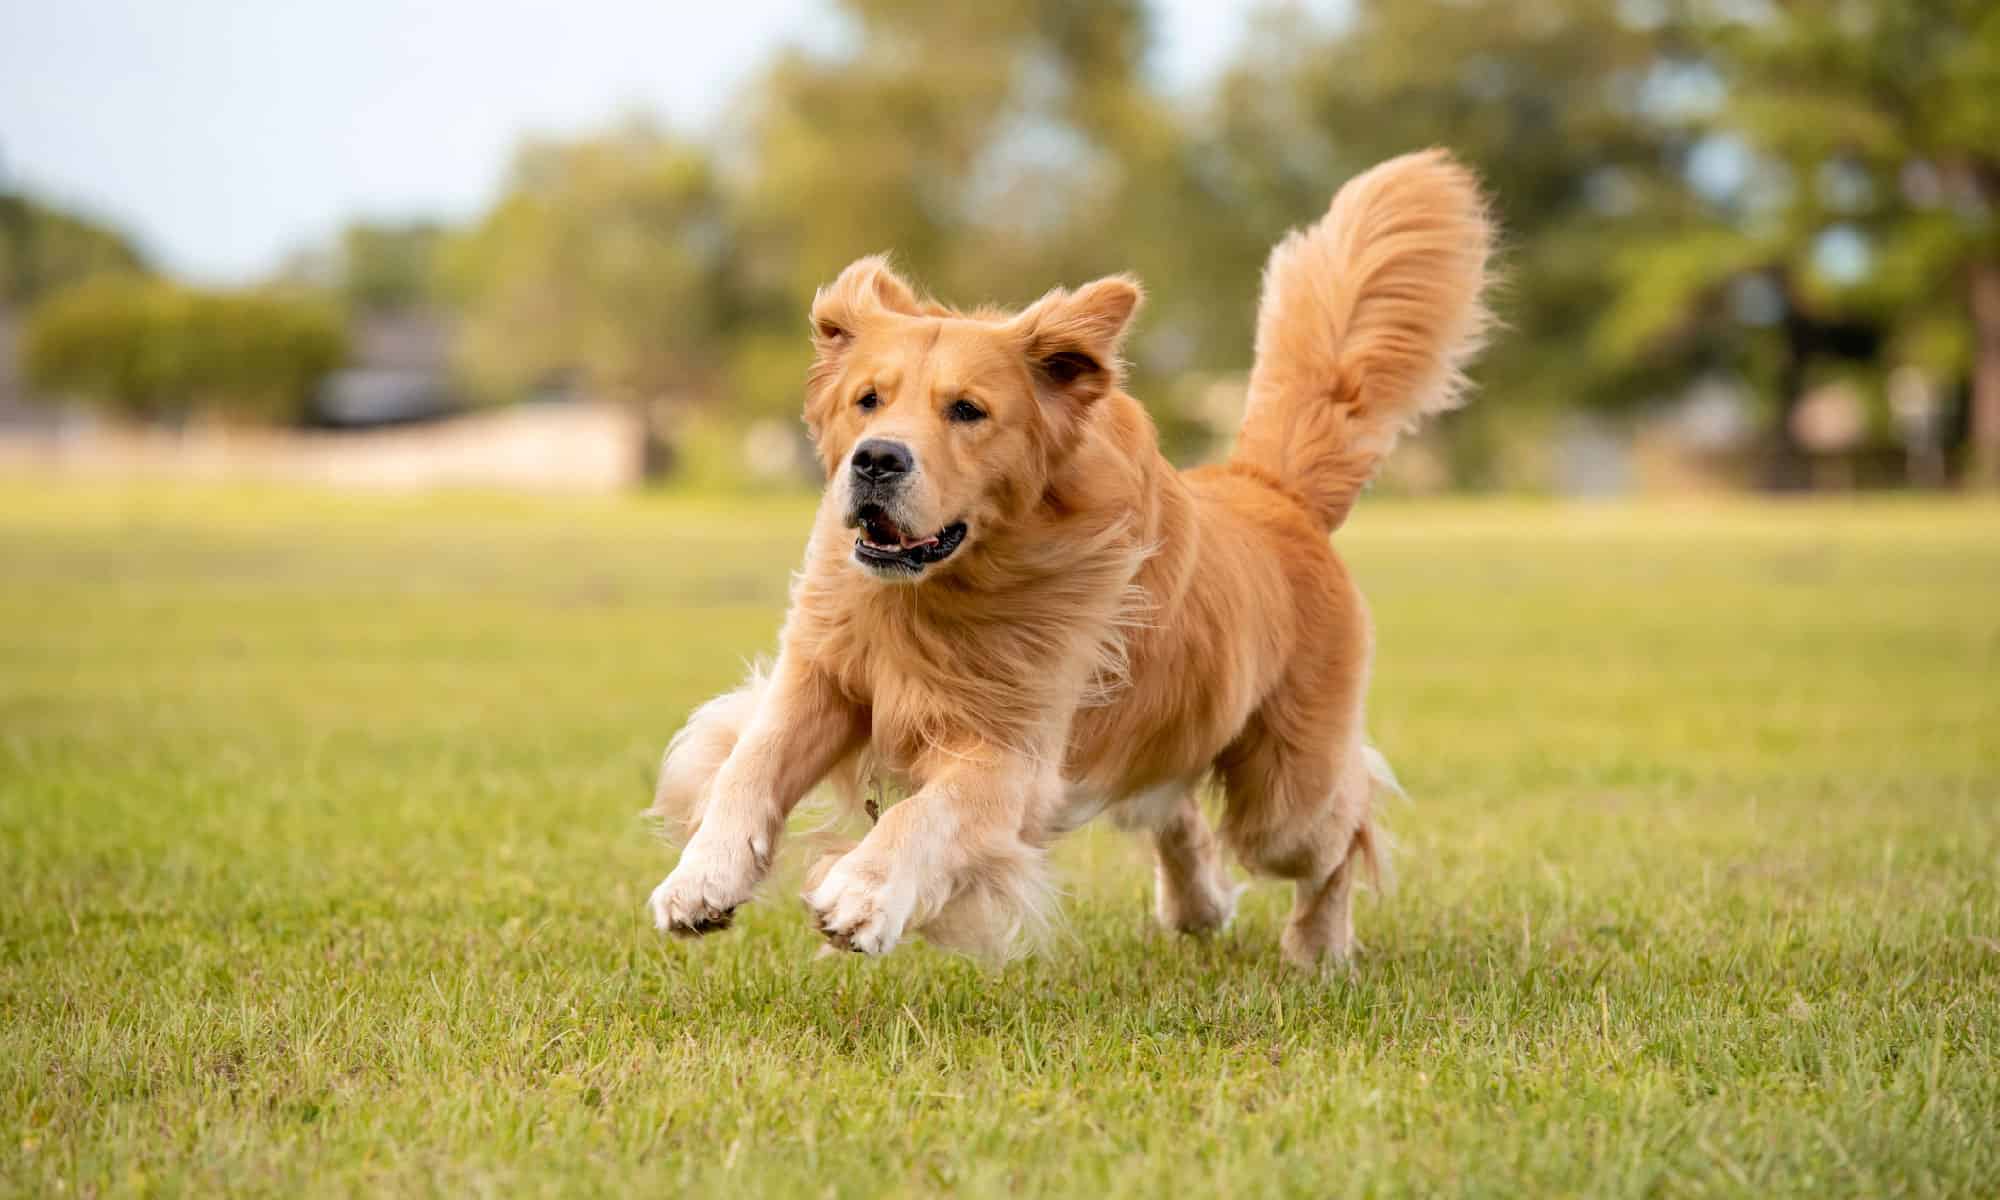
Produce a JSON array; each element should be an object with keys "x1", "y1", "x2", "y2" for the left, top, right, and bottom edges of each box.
[{"x1": 809, "y1": 255, "x2": 921, "y2": 353}]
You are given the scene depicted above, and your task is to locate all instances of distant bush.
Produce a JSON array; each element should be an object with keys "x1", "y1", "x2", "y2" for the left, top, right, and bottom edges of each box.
[
  {"x1": 22, "y1": 278, "x2": 347, "y2": 424},
  {"x1": 0, "y1": 192, "x2": 148, "y2": 306}
]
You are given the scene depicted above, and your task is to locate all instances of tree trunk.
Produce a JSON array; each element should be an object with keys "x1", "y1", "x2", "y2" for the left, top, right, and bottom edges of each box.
[
  {"x1": 1969, "y1": 260, "x2": 2000, "y2": 490},
  {"x1": 1767, "y1": 312, "x2": 1814, "y2": 491}
]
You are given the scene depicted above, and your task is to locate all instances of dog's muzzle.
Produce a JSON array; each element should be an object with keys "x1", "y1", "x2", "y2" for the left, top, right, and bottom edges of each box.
[{"x1": 842, "y1": 439, "x2": 967, "y2": 576}]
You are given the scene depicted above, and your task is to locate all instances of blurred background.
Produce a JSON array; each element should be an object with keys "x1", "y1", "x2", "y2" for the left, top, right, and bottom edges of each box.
[{"x1": 3, "y1": 0, "x2": 1997, "y2": 496}]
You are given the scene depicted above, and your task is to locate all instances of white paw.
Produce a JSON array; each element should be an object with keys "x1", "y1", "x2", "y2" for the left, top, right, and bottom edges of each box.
[
  {"x1": 648, "y1": 830, "x2": 769, "y2": 936},
  {"x1": 802, "y1": 857, "x2": 913, "y2": 956}
]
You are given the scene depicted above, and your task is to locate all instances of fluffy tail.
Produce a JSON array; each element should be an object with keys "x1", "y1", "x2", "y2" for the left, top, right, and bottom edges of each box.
[{"x1": 1232, "y1": 149, "x2": 1495, "y2": 529}]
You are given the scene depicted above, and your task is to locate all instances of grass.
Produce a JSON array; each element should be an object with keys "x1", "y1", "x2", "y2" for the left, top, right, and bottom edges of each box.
[{"x1": 2, "y1": 481, "x2": 1996, "y2": 1197}]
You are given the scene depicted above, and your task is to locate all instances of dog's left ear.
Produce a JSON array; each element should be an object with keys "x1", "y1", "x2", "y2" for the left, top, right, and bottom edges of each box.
[{"x1": 1011, "y1": 275, "x2": 1144, "y2": 423}]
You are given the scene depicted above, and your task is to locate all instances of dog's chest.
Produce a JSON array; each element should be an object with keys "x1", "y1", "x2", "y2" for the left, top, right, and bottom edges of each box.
[{"x1": 816, "y1": 609, "x2": 1070, "y2": 769}]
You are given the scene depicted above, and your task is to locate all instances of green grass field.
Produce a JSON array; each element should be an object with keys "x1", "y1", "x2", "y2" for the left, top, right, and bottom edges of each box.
[{"x1": 2, "y1": 482, "x2": 1996, "y2": 1196}]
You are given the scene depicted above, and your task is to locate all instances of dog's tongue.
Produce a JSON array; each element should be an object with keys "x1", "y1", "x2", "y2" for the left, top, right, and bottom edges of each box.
[
  {"x1": 861, "y1": 511, "x2": 903, "y2": 546},
  {"x1": 861, "y1": 510, "x2": 937, "y2": 550}
]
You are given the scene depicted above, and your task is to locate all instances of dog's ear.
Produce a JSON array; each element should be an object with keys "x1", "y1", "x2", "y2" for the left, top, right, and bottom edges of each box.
[
  {"x1": 1011, "y1": 275, "x2": 1144, "y2": 421},
  {"x1": 810, "y1": 255, "x2": 922, "y2": 352}
]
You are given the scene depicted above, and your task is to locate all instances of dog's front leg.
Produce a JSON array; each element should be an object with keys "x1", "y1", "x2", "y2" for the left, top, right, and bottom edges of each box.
[
  {"x1": 648, "y1": 658, "x2": 863, "y2": 936},
  {"x1": 804, "y1": 752, "x2": 1047, "y2": 956}
]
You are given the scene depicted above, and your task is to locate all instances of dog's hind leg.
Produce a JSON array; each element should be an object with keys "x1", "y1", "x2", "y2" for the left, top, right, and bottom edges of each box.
[
  {"x1": 1217, "y1": 712, "x2": 1377, "y2": 969},
  {"x1": 1275, "y1": 751, "x2": 1382, "y2": 967}
]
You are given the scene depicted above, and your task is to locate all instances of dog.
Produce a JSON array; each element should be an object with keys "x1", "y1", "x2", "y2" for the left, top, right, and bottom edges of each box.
[{"x1": 646, "y1": 149, "x2": 1493, "y2": 968}]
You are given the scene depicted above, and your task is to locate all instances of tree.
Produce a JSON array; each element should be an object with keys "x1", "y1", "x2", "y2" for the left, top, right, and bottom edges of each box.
[
  {"x1": 0, "y1": 192, "x2": 148, "y2": 307},
  {"x1": 22, "y1": 277, "x2": 346, "y2": 424},
  {"x1": 727, "y1": 0, "x2": 1214, "y2": 434},
  {"x1": 735, "y1": 1, "x2": 1152, "y2": 303},
  {"x1": 1605, "y1": 0, "x2": 2000, "y2": 487},
  {"x1": 333, "y1": 220, "x2": 447, "y2": 314},
  {"x1": 1198, "y1": 0, "x2": 1704, "y2": 480},
  {"x1": 442, "y1": 120, "x2": 737, "y2": 418}
]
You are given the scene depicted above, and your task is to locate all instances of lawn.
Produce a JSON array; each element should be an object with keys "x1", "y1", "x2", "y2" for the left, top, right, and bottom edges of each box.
[{"x1": 2, "y1": 482, "x2": 1996, "y2": 1197}]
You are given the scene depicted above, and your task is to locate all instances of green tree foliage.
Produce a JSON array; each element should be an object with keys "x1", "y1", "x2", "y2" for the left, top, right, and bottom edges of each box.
[
  {"x1": 19, "y1": 0, "x2": 1998, "y2": 489},
  {"x1": 22, "y1": 277, "x2": 346, "y2": 423},
  {"x1": 335, "y1": 220, "x2": 447, "y2": 313},
  {"x1": 711, "y1": 0, "x2": 1998, "y2": 487},
  {"x1": 726, "y1": 0, "x2": 1217, "y2": 430},
  {"x1": 1197, "y1": 1, "x2": 1713, "y2": 475},
  {"x1": 442, "y1": 121, "x2": 737, "y2": 411},
  {"x1": 1602, "y1": 0, "x2": 2000, "y2": 485},
  {"x1": 0, "y1": 193, "x2": 148, "y2": 306},
  {"x1": 719, "y1": 0, "x2": 1744, "y2": 465},
  {"x1": 737, "y1": 1, "x2": 1152, "y2": 303}
]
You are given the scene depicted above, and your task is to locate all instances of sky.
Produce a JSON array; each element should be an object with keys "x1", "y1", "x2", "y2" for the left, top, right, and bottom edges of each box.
[{"x1": 0, "y1": 1, "x2": 1340, "y2": 284}]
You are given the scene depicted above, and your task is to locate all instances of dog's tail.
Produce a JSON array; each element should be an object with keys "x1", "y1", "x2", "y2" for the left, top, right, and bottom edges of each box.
[{"x1": 1231, "y1": 149, "x2": 1495, "y2": 530}]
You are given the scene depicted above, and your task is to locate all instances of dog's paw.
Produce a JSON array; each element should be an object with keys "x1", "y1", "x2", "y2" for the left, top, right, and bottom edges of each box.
[
  {"x1": 648, "y1": 832, "x2": 769, "y2": 937},
  {"x1": 1156, "y1": 872, "x2": 1247, "y2": 936},
  {"x1": 802, "y1": 857, "x2": 912, "y2": 956}
]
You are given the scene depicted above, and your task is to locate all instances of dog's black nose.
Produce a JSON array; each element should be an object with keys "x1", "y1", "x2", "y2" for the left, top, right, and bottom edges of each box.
[{"x1": 850, "y1": 439, "x2": 913, "y2": 484}]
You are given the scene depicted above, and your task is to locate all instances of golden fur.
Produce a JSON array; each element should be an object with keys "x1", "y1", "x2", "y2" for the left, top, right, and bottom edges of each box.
[{"x1": 647, "y1": 149, "x2": 1495, "y2": 967}]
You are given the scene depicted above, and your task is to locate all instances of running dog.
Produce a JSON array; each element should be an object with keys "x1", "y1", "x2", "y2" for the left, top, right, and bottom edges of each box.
[{"x1": 647, "y1": 149, "x2": 1494, "y2": 967}]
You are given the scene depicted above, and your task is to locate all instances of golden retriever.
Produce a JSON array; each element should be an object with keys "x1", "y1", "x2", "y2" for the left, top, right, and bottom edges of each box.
[{"x1": 647, "y1": 149, "x2": 1494, "y2": 967}]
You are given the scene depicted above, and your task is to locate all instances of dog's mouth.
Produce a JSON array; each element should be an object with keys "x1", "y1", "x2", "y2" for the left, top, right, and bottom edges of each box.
[{"x1": 849, "y1": 504, "x2": 968, "y2": 574}]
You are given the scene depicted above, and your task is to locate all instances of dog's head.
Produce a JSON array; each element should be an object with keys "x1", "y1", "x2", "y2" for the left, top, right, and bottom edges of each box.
[{"x1": 802, "y1": 256, "x2": 1142, "y2": 583}]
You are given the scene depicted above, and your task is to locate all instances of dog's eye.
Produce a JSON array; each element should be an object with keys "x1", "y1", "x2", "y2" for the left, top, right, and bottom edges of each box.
[
  {"x1": 948, "y1": 398, "x2": 986, "y2": 424},
  {"x1": 857, "y1": 390, "x2": 880, "y2": 411}
]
